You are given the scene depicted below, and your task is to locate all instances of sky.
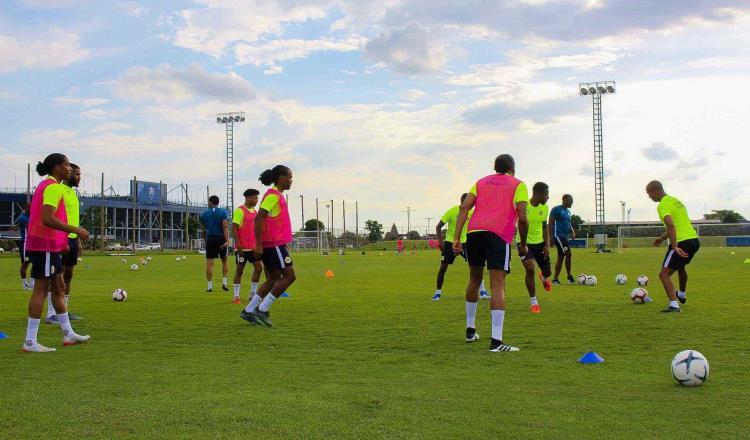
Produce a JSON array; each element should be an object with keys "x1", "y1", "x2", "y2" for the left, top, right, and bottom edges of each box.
[{"x1": 1, "y1": 0, "x2": 749, "y2": 233}]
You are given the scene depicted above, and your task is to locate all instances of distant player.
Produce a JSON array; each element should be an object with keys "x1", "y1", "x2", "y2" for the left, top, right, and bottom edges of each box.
[
  {"x1": 231, "y1": 188, "x2": 263, "y2": 305},
  {"x1": 22, "y1": 153, "x2": 90, "y2": 353},
  {"x1": 397, "y1": 238, "x2": 404, "y2": 254},
  {"x1": 516, "y1": 182, "x2": 553, "y2": 314},
  {"x1": 46, "y1": 163, "x2": 83, "y2": 324},
  {"x1": 549, "y1": 194, "x2": 576, "y2": 285},
  {"x1": 241, "y1": 165, "x2": 296, "y2": 327},
  {"x1": 646, "y1": 180, "x2": 700, "y2": 313},
  {"x1": 200, "y1": 195, "x2": 230, "y2": 292},
  {"x1": 454, "y1": 154, "x2": 528, "y2": 352},
  {"x1": 16, "y1": 203, "x2": 31, "y2": 290},
  {"x1": 431, "y1": 194, "x2": 488, "y2": 301}
]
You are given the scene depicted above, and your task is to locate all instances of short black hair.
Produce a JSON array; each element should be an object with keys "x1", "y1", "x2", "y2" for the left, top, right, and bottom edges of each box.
[
  {"x1": 562, "y1": 194, "x2": 572, "y2": 200},
  {"x1": 494, "y1": 154, "x2": 515, "y2": 174},
  {"x1": 259, "y1": 165, "x2": 291, "y2": 186},
  {"x1": 460, "y1": 193, "x2": 468, "y2": 203},
  {"x1": 532, "y1": 182, "x2": 548, "y2": 194},
  {"x1": 243, "y1": 188, "x2": 260, "y2": 197},
  {"x1": 209, "y1": 195, "x2": 220, "y2": 205},
  {"x1": 70, "y1": 163, "x2": 80, "y2": 170}
]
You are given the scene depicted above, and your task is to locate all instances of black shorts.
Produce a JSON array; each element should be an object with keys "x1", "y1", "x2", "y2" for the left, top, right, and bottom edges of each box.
[
  {"x1": 205, "y1": 236, "x2": 228, "y2": 259},
  {"x1": 18, "y1": 240, "x2": 29, "y2": 264},
  {"x1": 235, "y1": 250, "x2": 258, "y2": 266},
  {"x1": 518, "y1": 243, "x2": 552, "y2": 275},
  {"x1": 553, "y1": 236, "x2": 571, "y2": 255},
  {"x1": 441, "y1": 241, "x2": 467, "y2": 265},
  {"x1": 662, "y1": 238, "x2": 700, "y2": 271},
  {"x1": 62, "y1": 238, "x2": 79, "y2": 267},
  {"x1": 28, "y1": 251, "x2": 63, "y2": 279},
  {"x1": 262, "y1": 245, "x2": 293, "y2": 270},
  {"x1": 466, "y1": 231, "x2": 511, "y2": 272}
]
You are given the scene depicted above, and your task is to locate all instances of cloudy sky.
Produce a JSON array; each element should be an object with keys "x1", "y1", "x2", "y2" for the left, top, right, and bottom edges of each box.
[{"x1": 1, "y1": 0, "x2": 749, "y2": 232}]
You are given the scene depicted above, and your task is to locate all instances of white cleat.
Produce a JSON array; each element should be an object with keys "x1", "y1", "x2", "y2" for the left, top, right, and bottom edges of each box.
[
  {"x1": 21, "y1": 341, "x2": 56, "y2": 353},
  {"x1": 63, "y1": 333, "x2": 91, "y2": 346}
]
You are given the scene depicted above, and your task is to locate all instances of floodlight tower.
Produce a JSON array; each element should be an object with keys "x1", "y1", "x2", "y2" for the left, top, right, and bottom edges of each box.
[
  {"x1": 579, "y1": 81, "x2": 615, "y2": 252},
  {"x1": 216, "y1": 112, "x2": 246, "y2": 215}
]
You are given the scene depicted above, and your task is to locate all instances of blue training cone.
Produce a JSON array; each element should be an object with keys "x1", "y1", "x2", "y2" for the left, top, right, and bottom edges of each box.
[
  {"x1": 280, "y1": 292, "x2": 290, "y2": 298},
  {"x1": 0, "y1": 332, "x2": 8, "y2": 340},
  {"x1": 579, "y1": 351, "x2": 604, "y2": 364}
]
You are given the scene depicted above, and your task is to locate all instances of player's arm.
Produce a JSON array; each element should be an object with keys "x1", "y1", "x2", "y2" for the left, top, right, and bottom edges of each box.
[
  {"x1": 253, "y1": 209, "x2": 268, "y2": 255},
  {"x1": 453, "y1": 195, "x2": 475, "y2": 253},
  {"x1": 660, "y1": 215, "x2": 688, "y2": 257},
  {"x1": 547, "y1": 211, "x2": 556, "y2": 239},
  {"x1": 516, "y1": 201, "x2": 529, "y2": 255},
  {"x1": 232, "y1": 222, "x2": 241, "y2": 251},
  {"x1": 42, "y1": 205, "x2": 89, "y2": 240},
  {"x1": 570, "y1": 221, "x2": 576, "y2": 239},
  {"x1": 542, "y1": 220, "x2": 550, "y2": 257},
  {"x1": 435, "y1": 220, "x2": 445, "y2": 246},
  {"x1": 221, "y1": 218, "x2": 229, "y2": 248}
]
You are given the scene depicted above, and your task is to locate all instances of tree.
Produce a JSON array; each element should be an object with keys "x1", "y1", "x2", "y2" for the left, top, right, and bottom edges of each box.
[
  {"x1": 704, "y1": 210, "x2": 746, "y2": 223},
  {"x1": 406, "y1": 230, "x2": 420, "y2": 240},
  {"x1": 188, "y1": 215, "x2": 201, "y2": 239},
  {"x1": 571, "y1": 214, "x2": 584, "y2": 230},
  {"x1": 303, "y1": 218, "x2": 325, "y2": 231},
  {"x1": 384, "y1": 223, "x2": 399, "y2": 241},
  {"x1": 364, "y1": 219, "x2": 383, "y2": 242},
  {"x1": 80, "y1": 206, "x2": 110, "y2": 250}
]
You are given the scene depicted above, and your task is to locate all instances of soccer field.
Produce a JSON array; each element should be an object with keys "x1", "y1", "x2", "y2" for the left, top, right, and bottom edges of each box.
[{"x1": 1, "y1": 248, "x2": 749, "y2": 439}]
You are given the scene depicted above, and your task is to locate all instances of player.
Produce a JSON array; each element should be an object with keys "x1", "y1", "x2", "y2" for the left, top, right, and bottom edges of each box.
[
  {"x1": 200, "y1": 195, "x2": 230, "y2": 292},
  {"x1": 646, "y1": 180, "x2": 700, "y2": 313},
  {"x1": 22, "y1": 153, "x2": 90, "y2": 353},
  {"x1": 240, "y1": 165, "x2": 296, "y2": 327},
  {"x1": 16, "y1": 204, "x2": 31, "y2": 290},
  {"x1": 516, "y1": 182, "x2": 553, "y2": 314},
  {"x1": 454, "y1": 154, "x2": 528, "y2": 353},
  {"x1": 46, "y1": 163, "x2": 83, "y2": 324},
  {"x1": 431, "y1": 194, "x2": 488, "y2": 301},
  {"x1": 231, "y1": 188, "x2": 263, "y2": 305},
  {"x1": 396, "y1": 238, "x2": 404, "y2": 254},
  {"x1": 549, "y1": 194, "x2": 576, "y2": 285}
]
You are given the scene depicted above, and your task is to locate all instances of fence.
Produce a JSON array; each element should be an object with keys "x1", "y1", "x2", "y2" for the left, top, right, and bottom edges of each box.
[{"x1": 617, "y1": 223, "x2": 750, "y2": 249}]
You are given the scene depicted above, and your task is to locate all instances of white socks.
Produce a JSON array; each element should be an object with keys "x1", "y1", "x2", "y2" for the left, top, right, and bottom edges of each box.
[
  {"x1": 479, "y1": 280, "x2": 486, "y2": 292},
  {"x1": 435, "y1": 289, "x2": 442, "y2": 295},
  {"x1": 222, "y1": 277, "x2": 228, "y2": 286},
  {"x1": 47, "y1": 294, "x2": 55, "y2": 318},
  {"x1": 530, "y1": 296, "x2": 538, "y2": 305},
  {"x1": 491, "y1": 309, "x2": 506, "y2": 341},
  {"x1": 207, "y1": 281, "x2": 213, "y2": 290},
  {"x1": 245, "y1": 294, "x2": 262, "y2": 313},
  {"x1": 669, "y1": 300, "x2": 679, "y2": 309},
  {"x1": 22, "y1": 279, "x2": 27, "y2": 289},
  {"x1": 25, "y1": 317, "x2": 40, "y2": 344},
  {"x1": 233, "y1": 284, "x2": 241, "y2": 297},
  {"x1": 58, "y1": 312, "x2": 74, "y2": 338},
  {"x1": 258, "y1": 294, "x2": 277, "y2": 312},
  {"x1": 677, "y1": 291, "x2": 686, "y2": 300},
  {"x1": 251, "y1": 282, "x2": 259, "y2": 295},
  {"x1": 466, "y1": 301, "x2": 477, "y2": 328}
]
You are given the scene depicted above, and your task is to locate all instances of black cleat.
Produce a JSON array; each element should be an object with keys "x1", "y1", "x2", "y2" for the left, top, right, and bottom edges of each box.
[
  {"x1": 489, "y1": 338, "x2": 520, "y2": 352},
  {"x1": 567, "y1": 276, "x2": 576, "y2": 284},
  {"x1": 660, "y1": 306, "x2": 681, "y2": 313},
  {"x1": 239, "y1": 310, "x2": 259, "y2": 325},
  {"x1": 255, "y1": 309, "x2": 273, "y2": 327},
  {"x1": 676, "y1": 292, "x2": 686, "y2": 304},
  {"x1": 552, "y1": 279, "x2": 561, "y2": 285},
  {"x1": 465, "y1": 327, "x2": 479, "y2": 343},
  {"x1": 222, "y1": 284, "x2": 229, "y2": 291},
  {"x1": 206, "y1": 288, "x2": 213, "y2": 293}
]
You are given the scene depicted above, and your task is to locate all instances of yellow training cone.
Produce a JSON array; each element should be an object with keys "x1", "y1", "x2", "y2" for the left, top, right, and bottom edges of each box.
[{"x1": 325, "y1": 269, "x2": 335, "y2": 278}]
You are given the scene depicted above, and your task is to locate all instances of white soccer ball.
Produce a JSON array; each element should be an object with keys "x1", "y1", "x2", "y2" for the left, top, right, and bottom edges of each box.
[
  {"x1": 112, "y1": 288, "x2": 128, "y2": 302},
  {"x1": 577, "y1": 274, "x2": 588, "y2": 285},
  {"x1": 637, "y1": 275, "x2": 649, "y2": 286},
  {"x1": 130, "y1": 264, "x2": 139, "y2": 271},
  {"x1": 630, "y1": 288, "x2": 648, "y2": 304},
  {"x1": 181, "y1": 256, "x2": 187, "y2": 261},
  {"x1": 671, "y1": 350, "x2": 709, "y2": 387},
  {"x1": 585, "y1": 275, "x2": 598, "y2": 286},
  {"x1": 175, "y1": 257, "x2": 181, "y2": 262},
  {"x1": 615, "y1": 274, "x2": 628, "y2": 285},
  {"x1": 77, "y1": 257, "x2": 83, "y2": 262},
  {"x1": 121, "y1": 258, "x2": 127, "y2": 263},
  {"x1": 147, "y1": 256, "x2": 152, "y2": 261}
]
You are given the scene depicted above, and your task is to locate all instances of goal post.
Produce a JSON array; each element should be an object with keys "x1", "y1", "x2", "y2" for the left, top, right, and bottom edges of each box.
[{"x1": 617, "y1": 223, "x2": 750, "y2": 250}]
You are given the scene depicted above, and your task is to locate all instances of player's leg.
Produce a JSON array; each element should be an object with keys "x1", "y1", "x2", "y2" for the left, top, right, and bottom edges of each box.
[
  {"x1": 249, "y1": 260, "x2": 263, "y2": 300},
  {"x1": 658, "y1": 247, "x2": 682, "y2": 312},
  {"x1": 487, "y1": 238, "x2": 518, "y2": 352},
  {"x1": 564, "y1": 248, "x2": 574, "y2": 283},
  {"x1": 522, "y1": 258, "x2": 540, "y2": 312},
  {"x1": 675, "y1": 238, "x2": 699, "y2": 304},
  {"x1": 676, "y1": 268, "x2": 688, "y2": 303},
  {"x1": 205, "y1": 258, "x2": 214, "y2": 291},
  {"x1": 464, "y1": 265, "x2": 483, "y2": 342},
  {"x1": 255, "y1": 247, "x2": 296, "y2": 326},
  {"x1": 23, "y1": 274, "x2": 55, "y2": 352},
  {"x1": 233, "y1": 252, "x2": 246, "y2": 303},
  {"x1": 19, "y1": 241, "x2": 29, "y2": 289},
  {"x1": 552, "y1": 237, "x2": 564, "y2": 284},
  {"x1": 220, "y1": 255, "x2": 229, "y2": 291},
  {"x1": 434, "y1": 262, "x2": 449, "y2": 300},
  {"x1": 50, "y1": 271, "x2": 89, "y2": 345}
]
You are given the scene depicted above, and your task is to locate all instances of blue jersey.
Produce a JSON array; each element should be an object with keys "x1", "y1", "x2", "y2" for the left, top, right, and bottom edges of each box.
[
  {"x1": 550, "y1": 205, "x2": 572, "y2": 238},
  {"x1": 200, "y1": 207, "x2": 228, "y2": 237},
  {"x1": 17, "y1": 213, "x2": 30, "y2": 241}
]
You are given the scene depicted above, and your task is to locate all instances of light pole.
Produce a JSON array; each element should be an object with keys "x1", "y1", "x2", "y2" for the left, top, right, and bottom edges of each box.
[
  {"x1": 620, "y1": 201, "x2": 626, "y2": 224},
  {"x1": 300, "y1": 195, "x2": 304, "y2": 230},
  {"x1": 579, "y1": 81, "x2": 616, "y2": 252},
  {"x1": 216, "y1": 111, "x2": 245, "y2": 216}
]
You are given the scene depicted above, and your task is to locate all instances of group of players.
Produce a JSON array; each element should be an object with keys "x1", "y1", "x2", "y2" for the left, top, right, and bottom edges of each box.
[
  {"x1": 429, "y1": 154, "x2": 700, "y2": 352},
  {"x1": 16, "y1": 152, "x2": 699, "y2": 354}
]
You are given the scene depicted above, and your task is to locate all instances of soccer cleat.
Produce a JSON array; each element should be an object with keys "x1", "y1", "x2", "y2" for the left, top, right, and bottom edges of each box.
[
  {"x1": 21, "y1": 341, "x2": 56, "y2": 353},
  {"x1": 62, "y1": 333, "x2": 91, "y2": 346},
  {"x1": 660, "y1": 306, "x2": 681, "y2": 313},
  {"x1": 239, "y1": 310, "x2": 259, "y2": 325},
  {"x1": 479, "y1": 291, "x2": 490, "y2": 300},
  {"x1": 206, "y1": 288, "x2": 213, "y2": 293},
  {"x1": 68, "y1": 312, "x2": 82, "y2": 321},
  {"x1": 430, "y1": 293, "x2": 441, "y2": 301},
  {"x1": 45, "y1": 316, "x2": 60, "y2": 325},
  {"x1": 539, "y1": 272, "x2": 552, "y2": 292},
  {"x1": 552, "y1": 279, "x2": 561, "y2": 285},
  {"x1": 255, "y1": 310, "x2": 273, "y2": 327},
  {"x1": 567, "y1": 276, "x2": 576, "y2": 284},
  {"x1": 465, "y1": 327, "x2": 479, "y2": 343},
  {"x1": 530, "y1": 304, "x2": 541, "y2": 314},
  {"x1": 222, "y1": 284, "x2": 229, "y2": 292},
  {"x1": 232, "y1": 297, "x2": 241, "y2": 305},
  {"x1": 489, "y1": 339, "x2": 520, "y2": 352},
  {"x1": 676, "y1": 292, "x2": 686, "y2": 304}
]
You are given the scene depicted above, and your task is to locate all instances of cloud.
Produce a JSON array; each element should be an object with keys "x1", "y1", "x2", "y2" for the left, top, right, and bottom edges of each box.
[
  {"x1": 677, "y1": 155, "x2": 709, "y2": 169},
  {"x1": 19, "y1": 0, "x2": 81, "y2": 9},
  {"x1": 401, "y1": 89, "x2": 426, "y2": 101},
  {"x1": 113, "y1": 63, "x2": 255, "y2": 103},
  {"x1": 716, "y1": 180, "x2": 744, "y2": 201},
  {"x1": 579, "y1": 163, "x2": 613, "y2": 178},
  {"x1": 642, "y1": 142, "x2": 676, "y2": 161},
  {"x1": 53, "y1": 89, "x2": 110, "y2": 107},
  {"x1": 90, "y1": 122, "x2": 132, "y2": 132},
  {"x1": 365, "y1": 24, "x2": 449, "y2": 74},
  {"x1": 0, "y1": 29, "x2": 89, "y2": 73},
  {"x1": 233, "y1": 35, "x2": 364, "y2": 69}
]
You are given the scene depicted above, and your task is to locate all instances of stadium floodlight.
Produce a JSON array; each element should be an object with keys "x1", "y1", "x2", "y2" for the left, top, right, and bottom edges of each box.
[
  {"x1": 216, "y1": 111, "x2": 246, "y2": 216},
  {"x1": 579, "y1": 81, "x2": 616, "y2": 253}
]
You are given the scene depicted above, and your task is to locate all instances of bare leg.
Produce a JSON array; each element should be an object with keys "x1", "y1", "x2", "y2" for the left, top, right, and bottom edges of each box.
[
  {"x1": 554, "y1": 255, "x2": 563, "y2": 280},
  {"x1": 659, "y1": 267, "x2": 678, "y2": 301},
  {"x1": 28, "y1": 278, "x2": 51, "y2": 319},
  {"x1": 466, "y1": 266, "x2": 482, "y2": 303},
  {"x1": 677, "y1": 268, "x2": 688, "y2": 292},
  {"x1": 269, "y1": 267, "x2": 297, "y2": 298},
  {"x1": 251, "y1": 261, "x2": 263, "y2": 283},
  {"x1": 221, "y1": 256, "x2": 229, "y2": 278},
  {"x1": 523, "y1": 259, "x2": 536, "y2": 298},
  {"x1": 489, "y1": 269, "x2": 507, "y2": 311},
  {"x1": 564, "y1": 252, "x2": 572, "y2": 278},
  {"x1": 436, "y1": 263, "x2": 449, "y2": 290},
  {"x1": 233, "y1": 262, "x2": 245, "y2": 285},
  {"x1": 205, "y1": 259, "x2": 213, "y2": 282}
]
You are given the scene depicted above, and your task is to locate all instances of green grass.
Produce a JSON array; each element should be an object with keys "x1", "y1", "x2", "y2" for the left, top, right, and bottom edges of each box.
[{"x1": 1, "y1": 247, "x2": 749, "y2": 439}]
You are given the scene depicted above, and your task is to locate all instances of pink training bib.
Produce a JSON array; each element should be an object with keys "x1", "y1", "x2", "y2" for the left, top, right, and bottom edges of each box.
[
  {"x1": 261, "y1": 188, "x2": 292, "y2": 247},
  {"x1": 236, "y1": 205, "x2": 257, "y2": 249},
  {"x1": 26, "y1": 177, "x2": 68, "y2": 252},
  {"x1": 467, "y1": 174, "x2": 522, "y2": 244}
]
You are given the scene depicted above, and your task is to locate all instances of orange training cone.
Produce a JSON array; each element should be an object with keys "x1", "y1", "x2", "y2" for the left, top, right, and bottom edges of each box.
[{"x1": 325, "y1": 269, "x2": 335, "y2": 278}]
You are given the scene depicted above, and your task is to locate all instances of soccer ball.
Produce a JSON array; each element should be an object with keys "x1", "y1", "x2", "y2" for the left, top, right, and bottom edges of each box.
[
  {"x1": 181, "y1": 256, "x2": 187, "y2": 261},
  {"x1": 175, "y1": 257, "x2": 181, "y2": 262},
  {"x1": 577, "y1": 274, "x2": 588, "y2": 285},
  {"x1": 671, "y1": 350, "x2": 709, "y2": 387},
  {"x1": 585, "y1": 275, "x2": 598, "y2": 286},
  {"x1": 637, "y1": 275, "x2": 649, "y2": 286},
  {"x1": 147, "y1": 256, "x2": 152, "y2": 261},
  {"x1": 112, "y1": 288, "x2": 128, "y2": 302},
  {"x1": 615, "y1": 274, "x2": 628, "y2": 285},
  {"x1": 630, "y1": 288, "x2": 648, "y2": 304},
  {"x1": 77, "y1": 257, "x2": 83, "y2": 262},
  {"x1": 121, "y1": 258, "x2": 127, "y2": 263},
  {"x1": 130, "y1": 264, "x2": 139, "y2": 271}
]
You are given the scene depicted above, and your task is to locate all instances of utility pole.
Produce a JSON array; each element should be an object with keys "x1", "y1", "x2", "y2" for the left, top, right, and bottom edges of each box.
[
  {"x1": 26, "y1": 163, "x2": 31, "y2": 203},
  {"x1": 402, "y1": 206, "x2": 416, "y2": 234},
  {"x1": 355, "y1": 201, "x2": 359, "y2": 248},
  {"x1": 300, "y1": 195, "x2": 305, "y2": 229},
  {"x1": 132, "y1": 176, "x2": 137, "y2": 252},
  {"x1": 620, "y1": 201, "x2": 626, "y2": 224},
  {"x1": 216, "y1": 112, "x2": 245, "y2": 217},
  {"x1": 101, "y1": 173, "x2": 106, "y2": 248},
  {"x1": 425, "y1": 217, "x2": 433, "y2": 237},
  {"x1": 342, "y1": 200, "x2": 346, "y2": 236}
]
